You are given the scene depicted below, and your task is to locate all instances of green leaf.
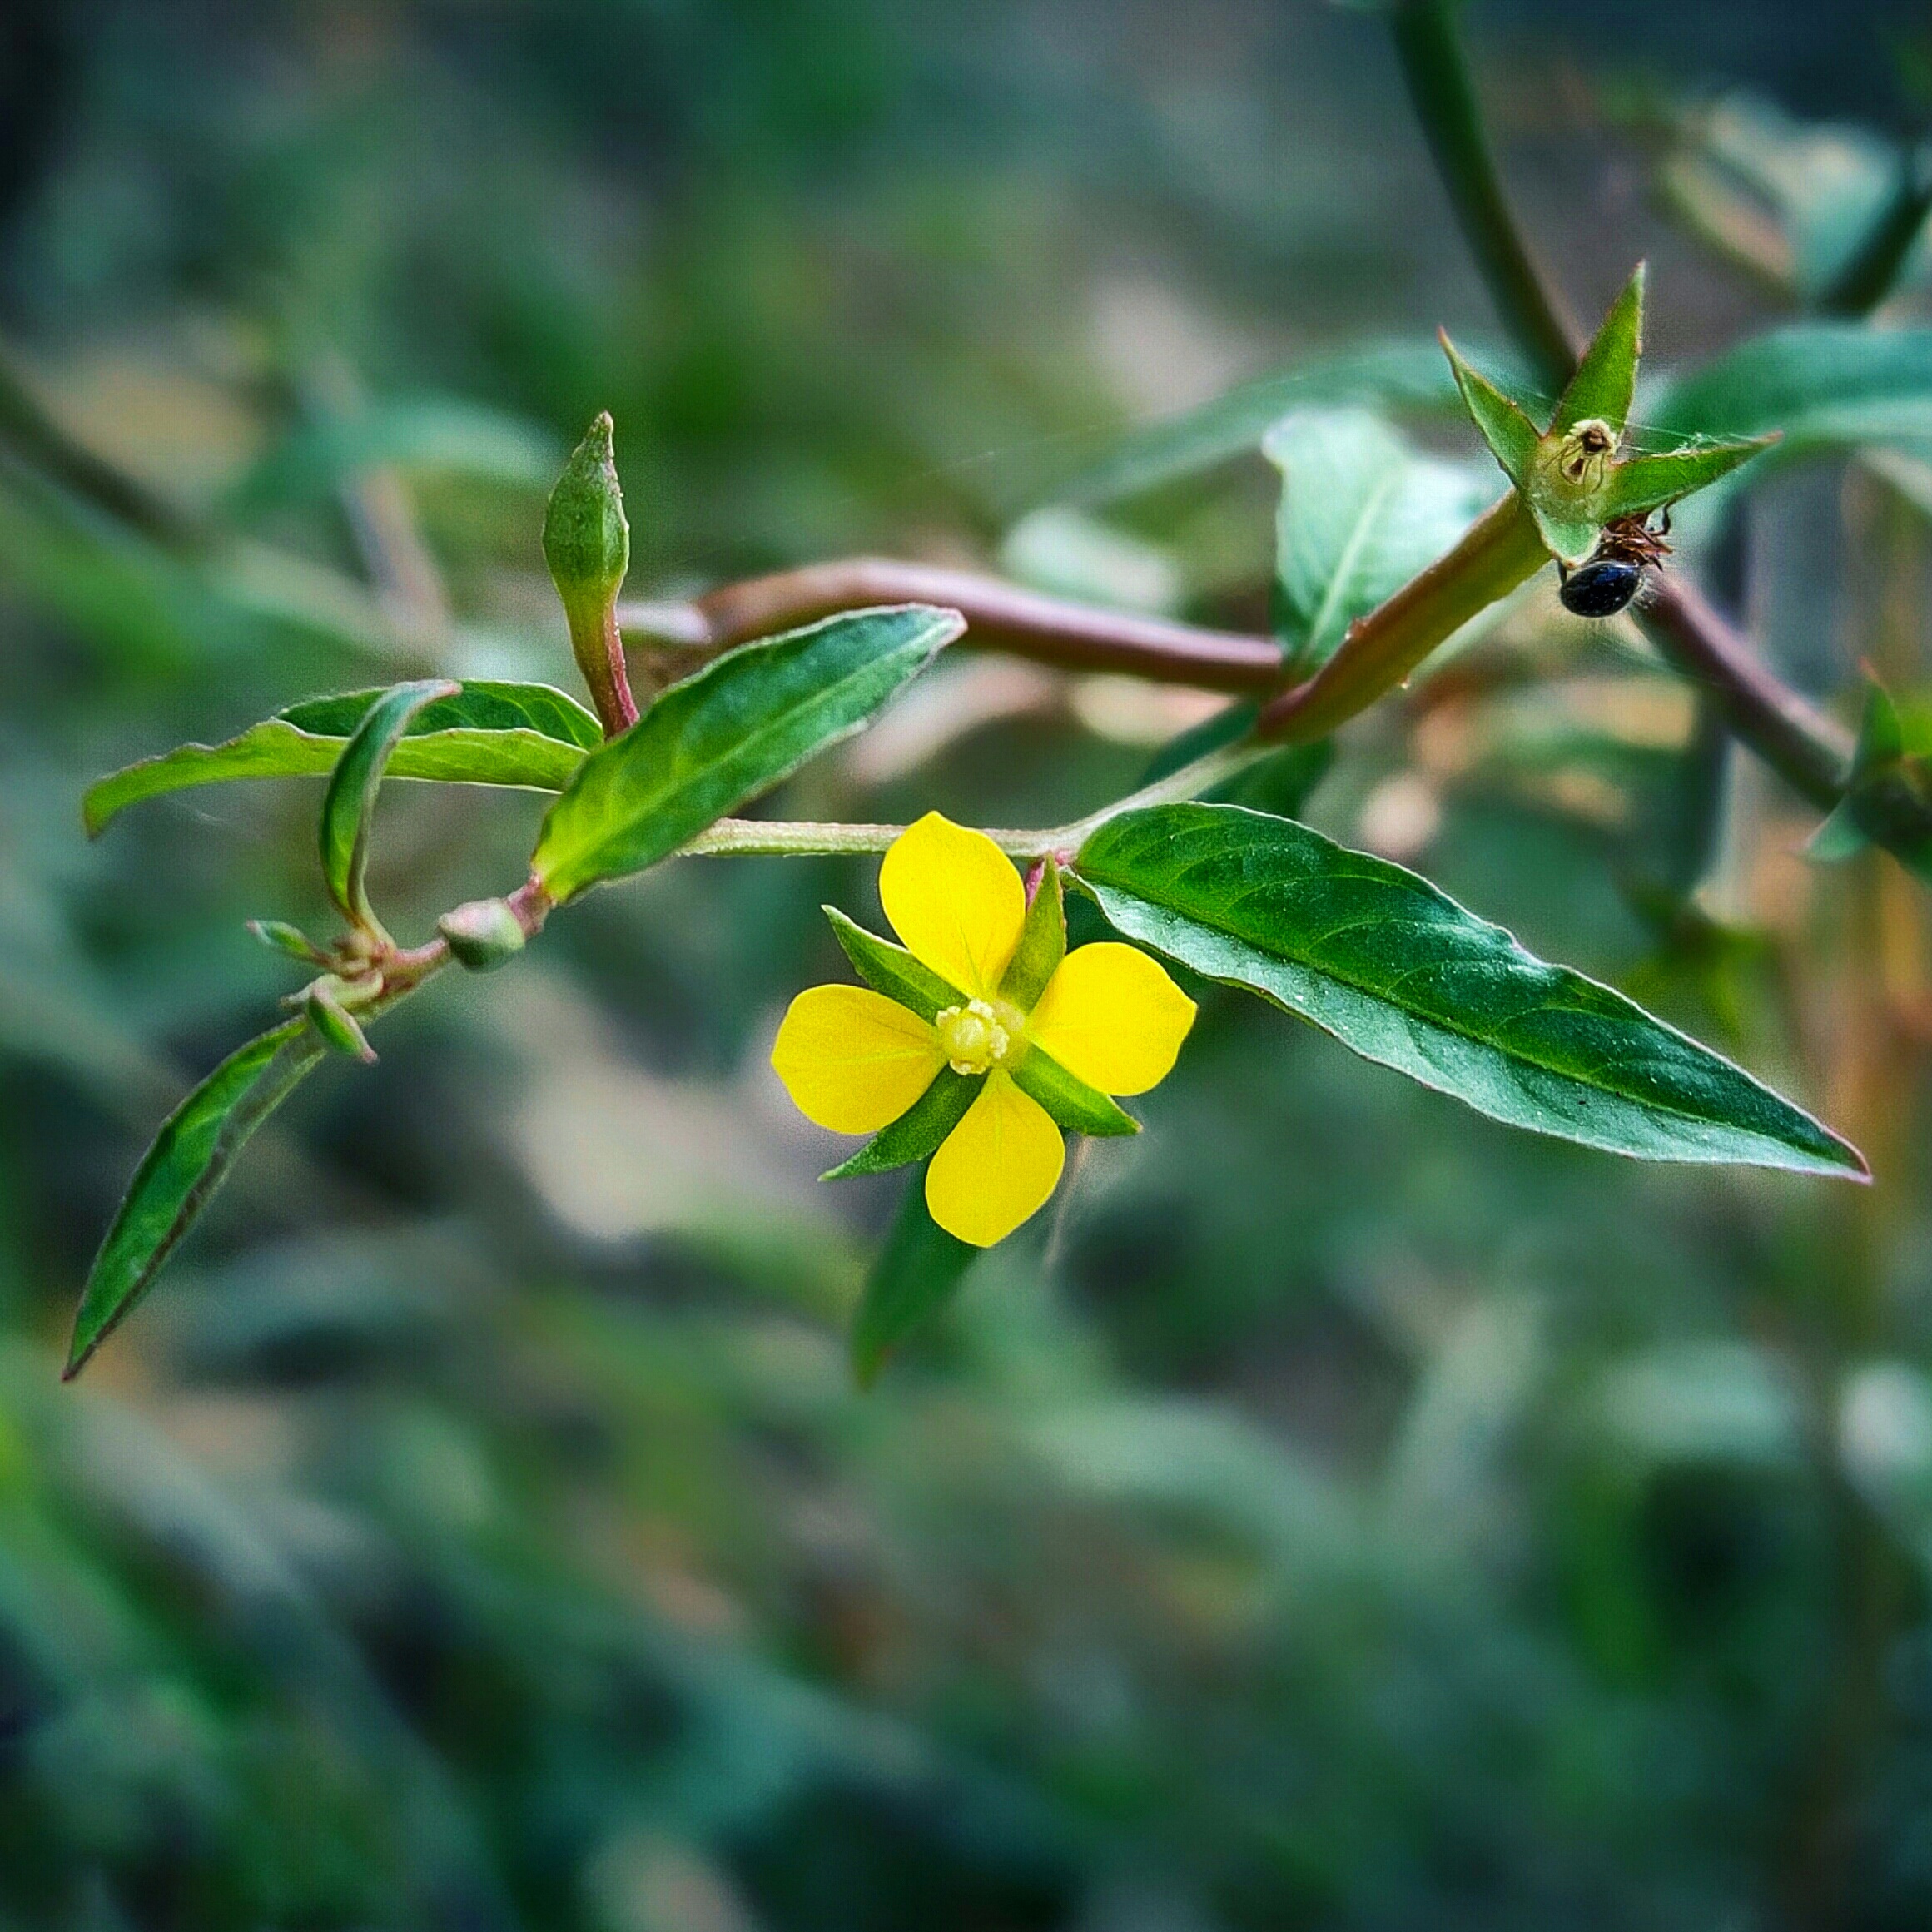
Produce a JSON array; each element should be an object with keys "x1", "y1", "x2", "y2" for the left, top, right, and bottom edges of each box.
[
  {"x1": 1263, "y1": 408, "x2": 1492, "y2": 673},
  {"x1": 228, "y1": 395, "x2": 561, "y2": 513},
  {"x1": 1649, "y1": 327, "x2": 1932, "y2": 455},
  {"x1": 1008, "y1": 1046, "x2": 1139, "y2": 1138},
  {"x1": 999, "y1": 858, "x2": 1066, "y2": 1008},
  {"x1": 1550, "y1": 264, "x2": 1646, "y2": 435},
  {"x1": 1045, "y1": 339, "x2": 1487, "y2": 505},
  {"x1": 1442, "y1": 335, "x2": 1541, "y2": 489},
  {"x1": 320, "y1": 679, "x2": 459, "y2": 936},
  {"x1": 1073, "y1": 802, "x2": 1866, "y2": 1177},
  {"x1": 1598, "y1": 439, "x2": 1778, "y2": 520},
  {"x1": 66, "y1": 1021, "x2": 328, "y2": 1378},
  {"x1": 827, "y1": 907, "x2": 962, "y2": 1021},
  {"x1": 850, "y1": 1170, "x2": 977, "y2": 1387},
  {"x1": 85, "y1": 681, "x2": 602, "y2": 835},
  {"x1": 532, "y1": 604, "x2": 963, "y2": 901},
  {"x1": 823, "y1": 1071, "x2": 978, "y2": 1179}
]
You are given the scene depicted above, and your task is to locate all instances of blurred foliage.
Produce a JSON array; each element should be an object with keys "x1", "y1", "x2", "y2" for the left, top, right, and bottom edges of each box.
[{"x1": 8, "y1": 2, "x2": 1932, "y2": 1930}]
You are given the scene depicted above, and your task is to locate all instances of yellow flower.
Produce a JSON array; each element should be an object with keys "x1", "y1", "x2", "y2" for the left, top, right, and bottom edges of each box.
[{"x1": 771, "y1": 812, "x2": 1197, "y2": 1247}]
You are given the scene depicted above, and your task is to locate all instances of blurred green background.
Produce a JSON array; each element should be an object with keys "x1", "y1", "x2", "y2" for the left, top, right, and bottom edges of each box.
[{"x1": 7, "y1": 2, "x2": 1932, "y2": 1926}]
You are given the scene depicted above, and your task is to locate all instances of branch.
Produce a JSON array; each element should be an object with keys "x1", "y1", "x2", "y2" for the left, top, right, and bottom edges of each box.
[
  {"x1": 1388, "y1": 0, "x2": 1578, "y2": 392},
  {"x1": 1384, "y1": 0, "x2": 1869, "y2": 819},
  {"x1": 619, "y1": 559, "x2": 1285, "y2": 695}
]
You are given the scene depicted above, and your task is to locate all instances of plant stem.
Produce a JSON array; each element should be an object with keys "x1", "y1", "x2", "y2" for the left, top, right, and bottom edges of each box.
[
  {"x1": 1817, "y1": 152, "x2": 1932, "y2": 318},
  {"x1": 1388, "y1": 0, "x2": 1578, "y2": 392},
  {"x1": 1381, "y1": 0, "x2": 1878, "y2": 827},
  {"x1": 619, "y1": 559, "x2": 1286, "y2": 695},
  {"x1": 1259, "y1": 490, "x2": 1547, "y2": 742},
  {"x1": 678, "y1": 743, "x2": 1265, "y2": 862}
]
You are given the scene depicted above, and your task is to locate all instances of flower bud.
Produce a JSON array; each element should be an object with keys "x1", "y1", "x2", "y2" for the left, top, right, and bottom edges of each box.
[
  {"x1": 305, "y1": 977, "x2": 377, "y2": 1063},
  {"x1": 438, "y1": 896, "x2": 527, "y2": 971},
  {"x1": 544, "y1": 413, "x2": 636, "y2": 736}
]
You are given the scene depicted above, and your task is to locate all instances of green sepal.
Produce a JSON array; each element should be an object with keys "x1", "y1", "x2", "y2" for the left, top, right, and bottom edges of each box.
[
  {"x1": 822, "y1": 1070, "x2": 977, "y2": 1179},
  {"x1": 1008, "y1": 1045, "x2": 1139, "y2": 1138},
  {"x1": 304, "y1": 977, "x2": 377, "y2": 1064},
  {"x1": 999, "y1": 859, "x2": 1066, "y2": 1008},
  {"x1": 247, "y1": 919, "x2": 326, "y2": 964},
  {"x1": 1441, "y1": 334, "x2": 1540, "y2": 490},
  {"x1": 1549, "y1": 262, "x2": 1646, "y2": 436},
  {"x1": 825, "y1": 907, "x2": 962, "y2": 1021},
  {"x1": 1598, "y1": 439, "x2": 1778, "y2": 522},
  {"x1": 850, "y1": 1168, "x2": 977, "y2": 1388},
  {"x1": 320, "y1": 678, "x2": 459, "y2": 941}
]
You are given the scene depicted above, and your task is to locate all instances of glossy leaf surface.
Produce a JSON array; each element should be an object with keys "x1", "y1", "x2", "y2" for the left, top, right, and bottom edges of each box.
[
  {"x1": 533, "y1": 604, "x2": 961, "y2": 901},
  {"x1": 1074, "y1": 803, "x2": 1865, "y2": 1176}
]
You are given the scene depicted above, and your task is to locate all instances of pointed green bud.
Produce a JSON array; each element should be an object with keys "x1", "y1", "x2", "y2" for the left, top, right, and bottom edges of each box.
[
  {"x1": 544, "y1": 413, "x2": 637, "y2": 737},
  {"x1": 305, "y1": 977, "x2": 377, "y2": 1063},
  {"x1": 437, "y1": 896, "x2": 527, "y2": 971},
  {"x1": 248, "y1": 919, "x2": 326, "y2": 964}
]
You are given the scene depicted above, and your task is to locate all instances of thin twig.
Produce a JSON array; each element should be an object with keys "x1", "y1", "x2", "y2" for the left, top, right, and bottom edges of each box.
[
  {"x1": 1388, "y1": 0, "x2": 1579, "y2": 391},
  {"x1": 620, "y1": 559, "x2": 1285, "y2": 695}
]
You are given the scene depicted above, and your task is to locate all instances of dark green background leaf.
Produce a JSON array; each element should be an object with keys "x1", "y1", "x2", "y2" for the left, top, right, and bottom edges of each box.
[{"x1": 850, "y1": 1168, "x2": 977, "y2": 1386}]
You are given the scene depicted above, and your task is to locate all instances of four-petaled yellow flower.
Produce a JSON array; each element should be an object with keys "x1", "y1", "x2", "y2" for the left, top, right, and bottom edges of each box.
[{"x1": 771, "y1": 813, "x2": 1197, "y2": 1247}]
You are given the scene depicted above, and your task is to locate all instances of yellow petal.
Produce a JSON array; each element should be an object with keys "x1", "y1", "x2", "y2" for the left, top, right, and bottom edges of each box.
[
  {"x1": 1027, "y1": 941, "x2": 1196, "y2": 1095},
  {"x1": 925, "y1": 1069, "x2": 1065, "y2": 1247},
  {"x1": 771, "y1": 985, "x2": 943, "y2": 1134},
  {"x1": 878, "y1": 812, "x2": 1025, "y2": 998}
]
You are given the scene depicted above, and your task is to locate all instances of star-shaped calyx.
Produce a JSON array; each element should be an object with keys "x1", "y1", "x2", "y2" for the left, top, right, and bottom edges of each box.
[{"x1": 1440, "y1": 264, "x2": 1778, "y2": 567}]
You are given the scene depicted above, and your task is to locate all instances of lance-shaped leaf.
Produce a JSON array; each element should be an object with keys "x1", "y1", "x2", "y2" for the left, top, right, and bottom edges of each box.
[
  {"x1": 1072, "y1": 802, "x2": 1865, "y2": 1177},
  {"x1": 85, "y1": 681, "x2": 602, "y2": 835},
  {"x1": 1442, "y1": 335, "x2": 1541, "y2": 490},
  {"x1": 533, "y1": 604, "x2": 962, "y2": 901},
  {"x1": 1598, "y1": 437, "x2": 1779, "y2": 522},
  {"x1": 851, "y1": 1169, "x2": 978, "y2": 1387},
  {"x1": 1549, "y1": 263, "x2": 1646, "y2": 435},
  {"x1": 1263, "y1": 409, "x2": 1492, "y2": 673},
  {"x1": 1648, "y1": 326, "x2": 1932, "y2": 455},
  {"x1": 66, "y1": 1021, "x2": 327, "y2": 1378},
  {"x1": 320, "y1": 679, "x2": 459, "y2": 938}
]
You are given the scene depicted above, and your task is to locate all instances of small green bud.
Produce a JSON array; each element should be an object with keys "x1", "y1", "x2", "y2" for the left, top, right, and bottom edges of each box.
[
  {"x1": 248, "y1": 918, "x2": 325, "y2": 964},
  {"x1": 305, "y1": 976, "x2": 377, "y2": 1063},
  {"x1": 438, "y1": 896, "x2": 528, "y2": 971},
  {"x1": 543, "y1": 412, "x2": 636, "y2": 736},
  {"x1": 544, "y1": 411, "x2": 629, "y2": 623}
]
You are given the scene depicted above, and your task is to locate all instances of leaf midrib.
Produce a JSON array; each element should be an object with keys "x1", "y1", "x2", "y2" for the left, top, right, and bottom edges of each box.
[{"x1": 1085, "y1": 850, "x2": 1828, "y2": 1147}]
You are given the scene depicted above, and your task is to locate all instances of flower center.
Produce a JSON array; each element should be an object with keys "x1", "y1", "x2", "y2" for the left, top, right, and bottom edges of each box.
[{"x1": 936, "y1": 997, "x2": 1020, "y2": 1075}]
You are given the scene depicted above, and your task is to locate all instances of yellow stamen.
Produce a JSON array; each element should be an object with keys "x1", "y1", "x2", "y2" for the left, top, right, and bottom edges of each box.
[{"x1": 935, "y1": 997, "x2": 1021, "y2": 1075}]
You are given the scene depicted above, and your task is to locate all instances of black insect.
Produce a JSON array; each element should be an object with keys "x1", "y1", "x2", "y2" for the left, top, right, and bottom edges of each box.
[{"x1": 1557, "y1": 509, "x2": 1671, "y2": 618}]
